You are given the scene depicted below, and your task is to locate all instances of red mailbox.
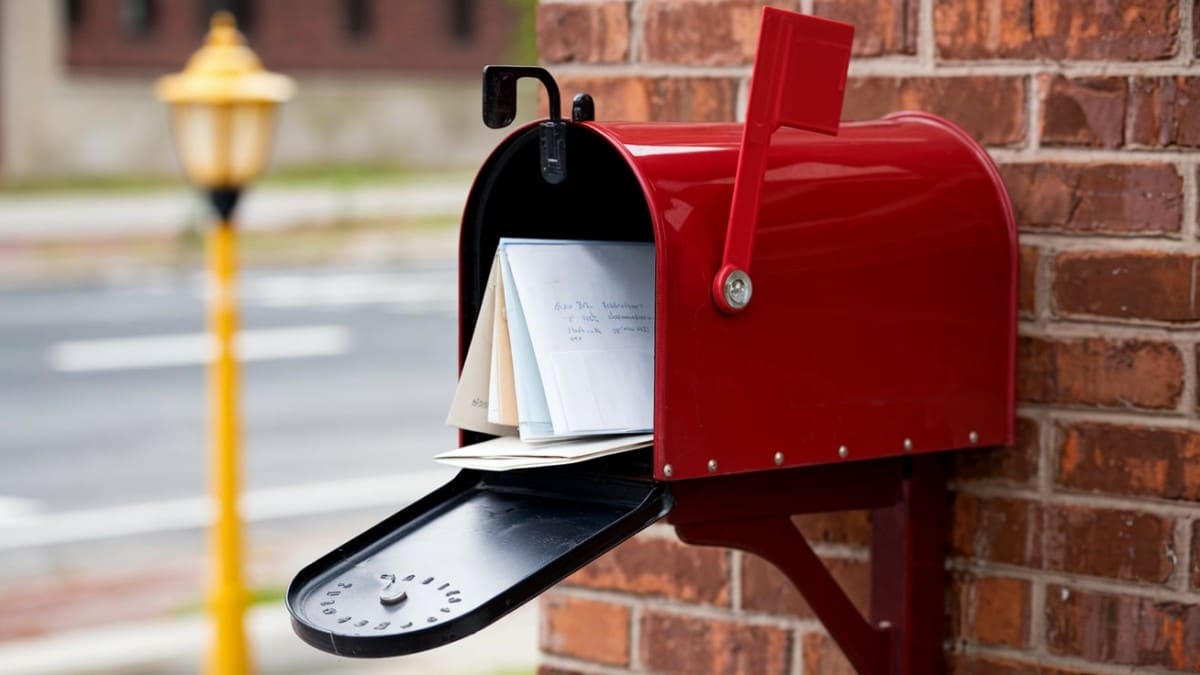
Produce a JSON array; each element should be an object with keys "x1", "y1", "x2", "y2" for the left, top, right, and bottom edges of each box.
[{"x1": 289, "y1": 8, "x2": 1016, "y2": 674}]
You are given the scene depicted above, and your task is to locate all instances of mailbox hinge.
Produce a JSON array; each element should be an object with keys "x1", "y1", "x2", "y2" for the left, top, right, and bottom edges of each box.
[{"x1": 669, "y1": 455, "x2": 948, "y2": 675}]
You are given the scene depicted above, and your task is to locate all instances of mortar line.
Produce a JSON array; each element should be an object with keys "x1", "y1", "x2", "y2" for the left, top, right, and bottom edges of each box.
[
  {"x1": 1180, "y1": 330, "x2": 1197, "y2": 417},
  {"x1": 959, "y1": 642, "x2": 1187, "y2": 675},
  {"x1": 1022, "y1": 404, "x2": 1198, "y2": 428},
  {"x1": 1124, "y1": 74, "x2": 1138, "y2": 148},
  {"x1": 1181, "y1": 0, "x2": 1196, "y2": 66},
  {"x1": 1013, "y1": 228, "x2": 1184, "y2": 243},
  {"x1": 628, "y1": 602, "x2": 643, "y2": 670},
  {"x1": 799, "y1": 0, "x2": 814, "y2": 15},
  {"x1": 1032, "y1": 238, "x2": 1055, "y2": 325},
  {"x1": 541, "y1": 654, "x2": 638, "y2": 675},
  {"x1": 545, "y1": 59, "x2": 1200, "y2": 81},
  {"x1": 953, "y1": 481, "x2": 1200, "y2": 520},
  {"x1": 946, "y1": 558, "x2": 1200, "y2": 603},
  {"x1": 627, "y1": 0, "x2": 645, "y2": 65},
  {"x1": 730, "y1": 549, "x2": 743, "y2": 611},
  {"x1": 1037, "y1": 408, "x2": 1056, "y2": 498},
  {"x1": 808, "y1": 542, "x2": 872, "y2": 561},
  {"x1": 1026, "y1": 72, "x2": 1042, "y2": 150},
  {"x1": 550, "y1": 585, "x2": 825, "y2": 630},
  {"x1": 917, "y1": 0, "x2": 934, "y2": 69},
  {"x1": 1028, "y1": 577, "x2": 1047, "y2": 653},
  {"x1": 1007, "y1": 231, "x2": 1200, "y2": 252},
  {"x1": 990, "y1": 147, "x2": 1200, "y2": 164},
  {"x1": 1171, "y1": 517, "x2": 1191, "y2": 591},
  {"x1": 1019, "y1": 320, "x2": 1200, "y2": 341},
  {"x1": 790, "y1": 624, "x2": 805, "y2": 675},
  {"x1": 1019, "y1": 313, "x2": 1200, "y2": 336},
  {"x1": 1183, "y1": 161, "x2": 1198, "y2": 244}
]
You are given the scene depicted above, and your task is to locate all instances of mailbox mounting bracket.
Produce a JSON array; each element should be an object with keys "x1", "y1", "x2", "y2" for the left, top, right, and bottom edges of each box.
[{"x1": 669, "y1": 454, "x2": 948, "y2": 675}]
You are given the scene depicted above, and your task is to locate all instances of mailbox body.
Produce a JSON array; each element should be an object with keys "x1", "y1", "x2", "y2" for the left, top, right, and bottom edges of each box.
[{"x1": 460, "y1": 112, "x2": 1016, "y2": 481}]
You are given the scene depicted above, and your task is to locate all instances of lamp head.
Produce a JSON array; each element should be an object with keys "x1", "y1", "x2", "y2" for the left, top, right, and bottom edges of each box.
[{"x1": 155, "y1": 12, "x2": 295, "y2": 192}]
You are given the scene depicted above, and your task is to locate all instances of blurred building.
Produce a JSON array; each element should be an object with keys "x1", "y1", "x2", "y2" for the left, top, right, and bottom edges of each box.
[{"x1": 0, "y1": 0, "x2": 527, "y2": 182}]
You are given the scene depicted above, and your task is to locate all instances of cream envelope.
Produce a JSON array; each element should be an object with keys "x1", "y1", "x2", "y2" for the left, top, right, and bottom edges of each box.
[
  {"x1": 487, "y1": 270, "x2": 519, "y2": 426},
  {"x1": 445, "y1": 256, "x2": 517, "y2": 437}
]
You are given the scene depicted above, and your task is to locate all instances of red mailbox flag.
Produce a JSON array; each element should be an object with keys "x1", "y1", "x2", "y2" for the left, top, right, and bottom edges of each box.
[{"x1": 714, "y1": 8, "x2": 854, "y2": 314}]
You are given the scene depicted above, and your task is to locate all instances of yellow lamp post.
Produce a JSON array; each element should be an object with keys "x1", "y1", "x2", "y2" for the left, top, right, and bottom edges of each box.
[{"x1": 155, "y1": 12, "x2": 293, "y2": 675}]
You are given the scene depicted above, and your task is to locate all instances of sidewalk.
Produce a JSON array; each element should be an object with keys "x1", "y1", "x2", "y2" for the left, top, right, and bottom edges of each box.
[
  {"x1": 0, "y1": 603, "x2": 537, "y2": 675},
  {"x1": 0, "y1": 178, "x2": 469, "y2": 284},
  {"x1": 0, "y1": 177, "x2": 471, "y2": 244}
]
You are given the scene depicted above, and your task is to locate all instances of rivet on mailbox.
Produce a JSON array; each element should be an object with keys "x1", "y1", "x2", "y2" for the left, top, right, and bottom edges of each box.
[{"x1": 287, "y1": 7, "x2": 1016, "y2": 674}]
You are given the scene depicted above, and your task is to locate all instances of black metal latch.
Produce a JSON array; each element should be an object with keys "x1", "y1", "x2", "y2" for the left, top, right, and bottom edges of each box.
[{"x1": 482, "y1": 65, "x2": 569, "y2": 185}]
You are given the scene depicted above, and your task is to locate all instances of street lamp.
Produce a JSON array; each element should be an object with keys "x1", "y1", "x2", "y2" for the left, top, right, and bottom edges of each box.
[{"x1": 155, "y1": 11, "x2": 293, "y2": 675}]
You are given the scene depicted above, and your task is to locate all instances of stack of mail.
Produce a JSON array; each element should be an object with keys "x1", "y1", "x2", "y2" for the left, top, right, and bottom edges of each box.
[{"x1": 440, "y1": 239, "x2": 655, "y2": 470}]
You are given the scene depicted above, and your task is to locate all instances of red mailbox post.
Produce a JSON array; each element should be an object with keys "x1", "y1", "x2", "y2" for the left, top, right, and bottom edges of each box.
[{"x1": 289, "y1": 8, "x2": 1016, "y2": 675}]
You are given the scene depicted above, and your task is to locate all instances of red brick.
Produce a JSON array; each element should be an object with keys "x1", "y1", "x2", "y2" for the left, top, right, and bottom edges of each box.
[
  {"x1": 793, "y1": 510, "x2": 872, "y2": 547},
  {"x1": 935, "y1": 0, "x2": 1179, "y2": 60},
  {"x1": 1129, "y1": 77, "x2": 1200, "y2": 148},
  {"x1": 1057, "y1": 422, "x2": 1200, "y2": 501},
  {"x1": 1053, "y1": 251, "x2": 1200, "y2": 322},
  {"x1": 934, "y1": 0, "x2": 1031, "y2": 58},
  {"x1": 564, "y1": 534, "x2": 730, "y2": 606},
  {"x1": 1018, "y1": 245, "x2": 1038, "y2": 314},
  {"x1": 1017, "y1": 336, "x2": 1184, "y2": 409},
  {"x1": 553, "y1": 75, "x2": 739, "y2": 122},
  {"x1": 648, "y1": 77, "x2": 740, "y2": 122},
  {"x1": 1041, "y1": 76, "x2": 1127, "y2": 148},
  {"x1": 1018, "y1": 336, "x2": 1057, "y2": 403},
  {"x1": 639, "y1": 611, "x2": 791, "y2": 674},
  {"x1": 538, "y1": 2, "x2": 631, "y2": 64},
  {"x1": 951, "y1": 494, "x2": 1041, "y2": 567},
  {"x1": 999, "y1": 163, "x2": 1183, "y2": 235},
  {"x1": 953, "y1": 416, "x2": 1039, "y2": 484},
  {"x1": 813, "y1": 0, "x2": 916, "y2": 56},
  {"x1": 948, "y1": 575, "x2": 1031, "y2": 648},
  {"x1": 949, "y1": 653, "x2": 1105, "y2": 675},
  {"x1": 741, "y1": 554, "x2": 869, "y2": 618},
  {"x1": 802, "y1": 632, "x2": 856, "y2": 675},
  {"x1": 641, "y1": 0, "x2": 792, "y2": 66},
  {"x1": 844, "y1": 76, "x2": 1025, "y2": 146},
  {"x1": 1046, "y1": 585, "x2": 1200, "y2": 670},
  {"x1": 1043, "y1": 505, "x2": 1175, "y2": 583},
  {"x1": 539, "y1": 594, "x2": 630, "y2": 666}
]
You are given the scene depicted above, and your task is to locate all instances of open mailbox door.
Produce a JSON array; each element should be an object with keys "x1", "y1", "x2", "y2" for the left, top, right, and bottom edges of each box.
[{"x1": 288, "y1": 452, "x2": 670, "y2": 657}]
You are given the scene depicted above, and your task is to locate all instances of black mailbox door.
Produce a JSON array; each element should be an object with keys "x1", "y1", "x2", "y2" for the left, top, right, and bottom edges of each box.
[{"x1": 288, "y1": 451, "x2": 669, "y2": 657}]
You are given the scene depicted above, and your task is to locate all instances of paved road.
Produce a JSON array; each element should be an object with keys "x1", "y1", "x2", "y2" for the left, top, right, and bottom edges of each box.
[{"x1": 0, "y1": 262, "x2": 460, "y2": 517}]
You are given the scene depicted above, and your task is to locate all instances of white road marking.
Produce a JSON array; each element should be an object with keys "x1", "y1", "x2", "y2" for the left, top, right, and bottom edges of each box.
[
  {"x1": 0, "y1": 496, "x2": 41, "y2": 524},
  {"x1": 236, "y1": 273, "x2": 456, "y2": 308},
  {"x1": 47, "y1": 325, "x2": 353, "y2": 373},
  {"x1": 0, "y1": 468, "x2": 454, "y2": 551}
]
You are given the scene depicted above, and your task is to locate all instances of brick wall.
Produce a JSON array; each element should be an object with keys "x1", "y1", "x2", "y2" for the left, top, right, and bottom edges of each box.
[
  {"x1": 65, "y1": 0, "x2": 518, "y2": 74},
  {"x1": 535, "y1": 0, "x2": 1200, "y2": 673}
]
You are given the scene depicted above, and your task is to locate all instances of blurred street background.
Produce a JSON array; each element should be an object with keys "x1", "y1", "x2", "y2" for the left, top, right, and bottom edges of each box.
[{"x1": 0, "y1": 1, "x2": 537, "y2": 673}]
